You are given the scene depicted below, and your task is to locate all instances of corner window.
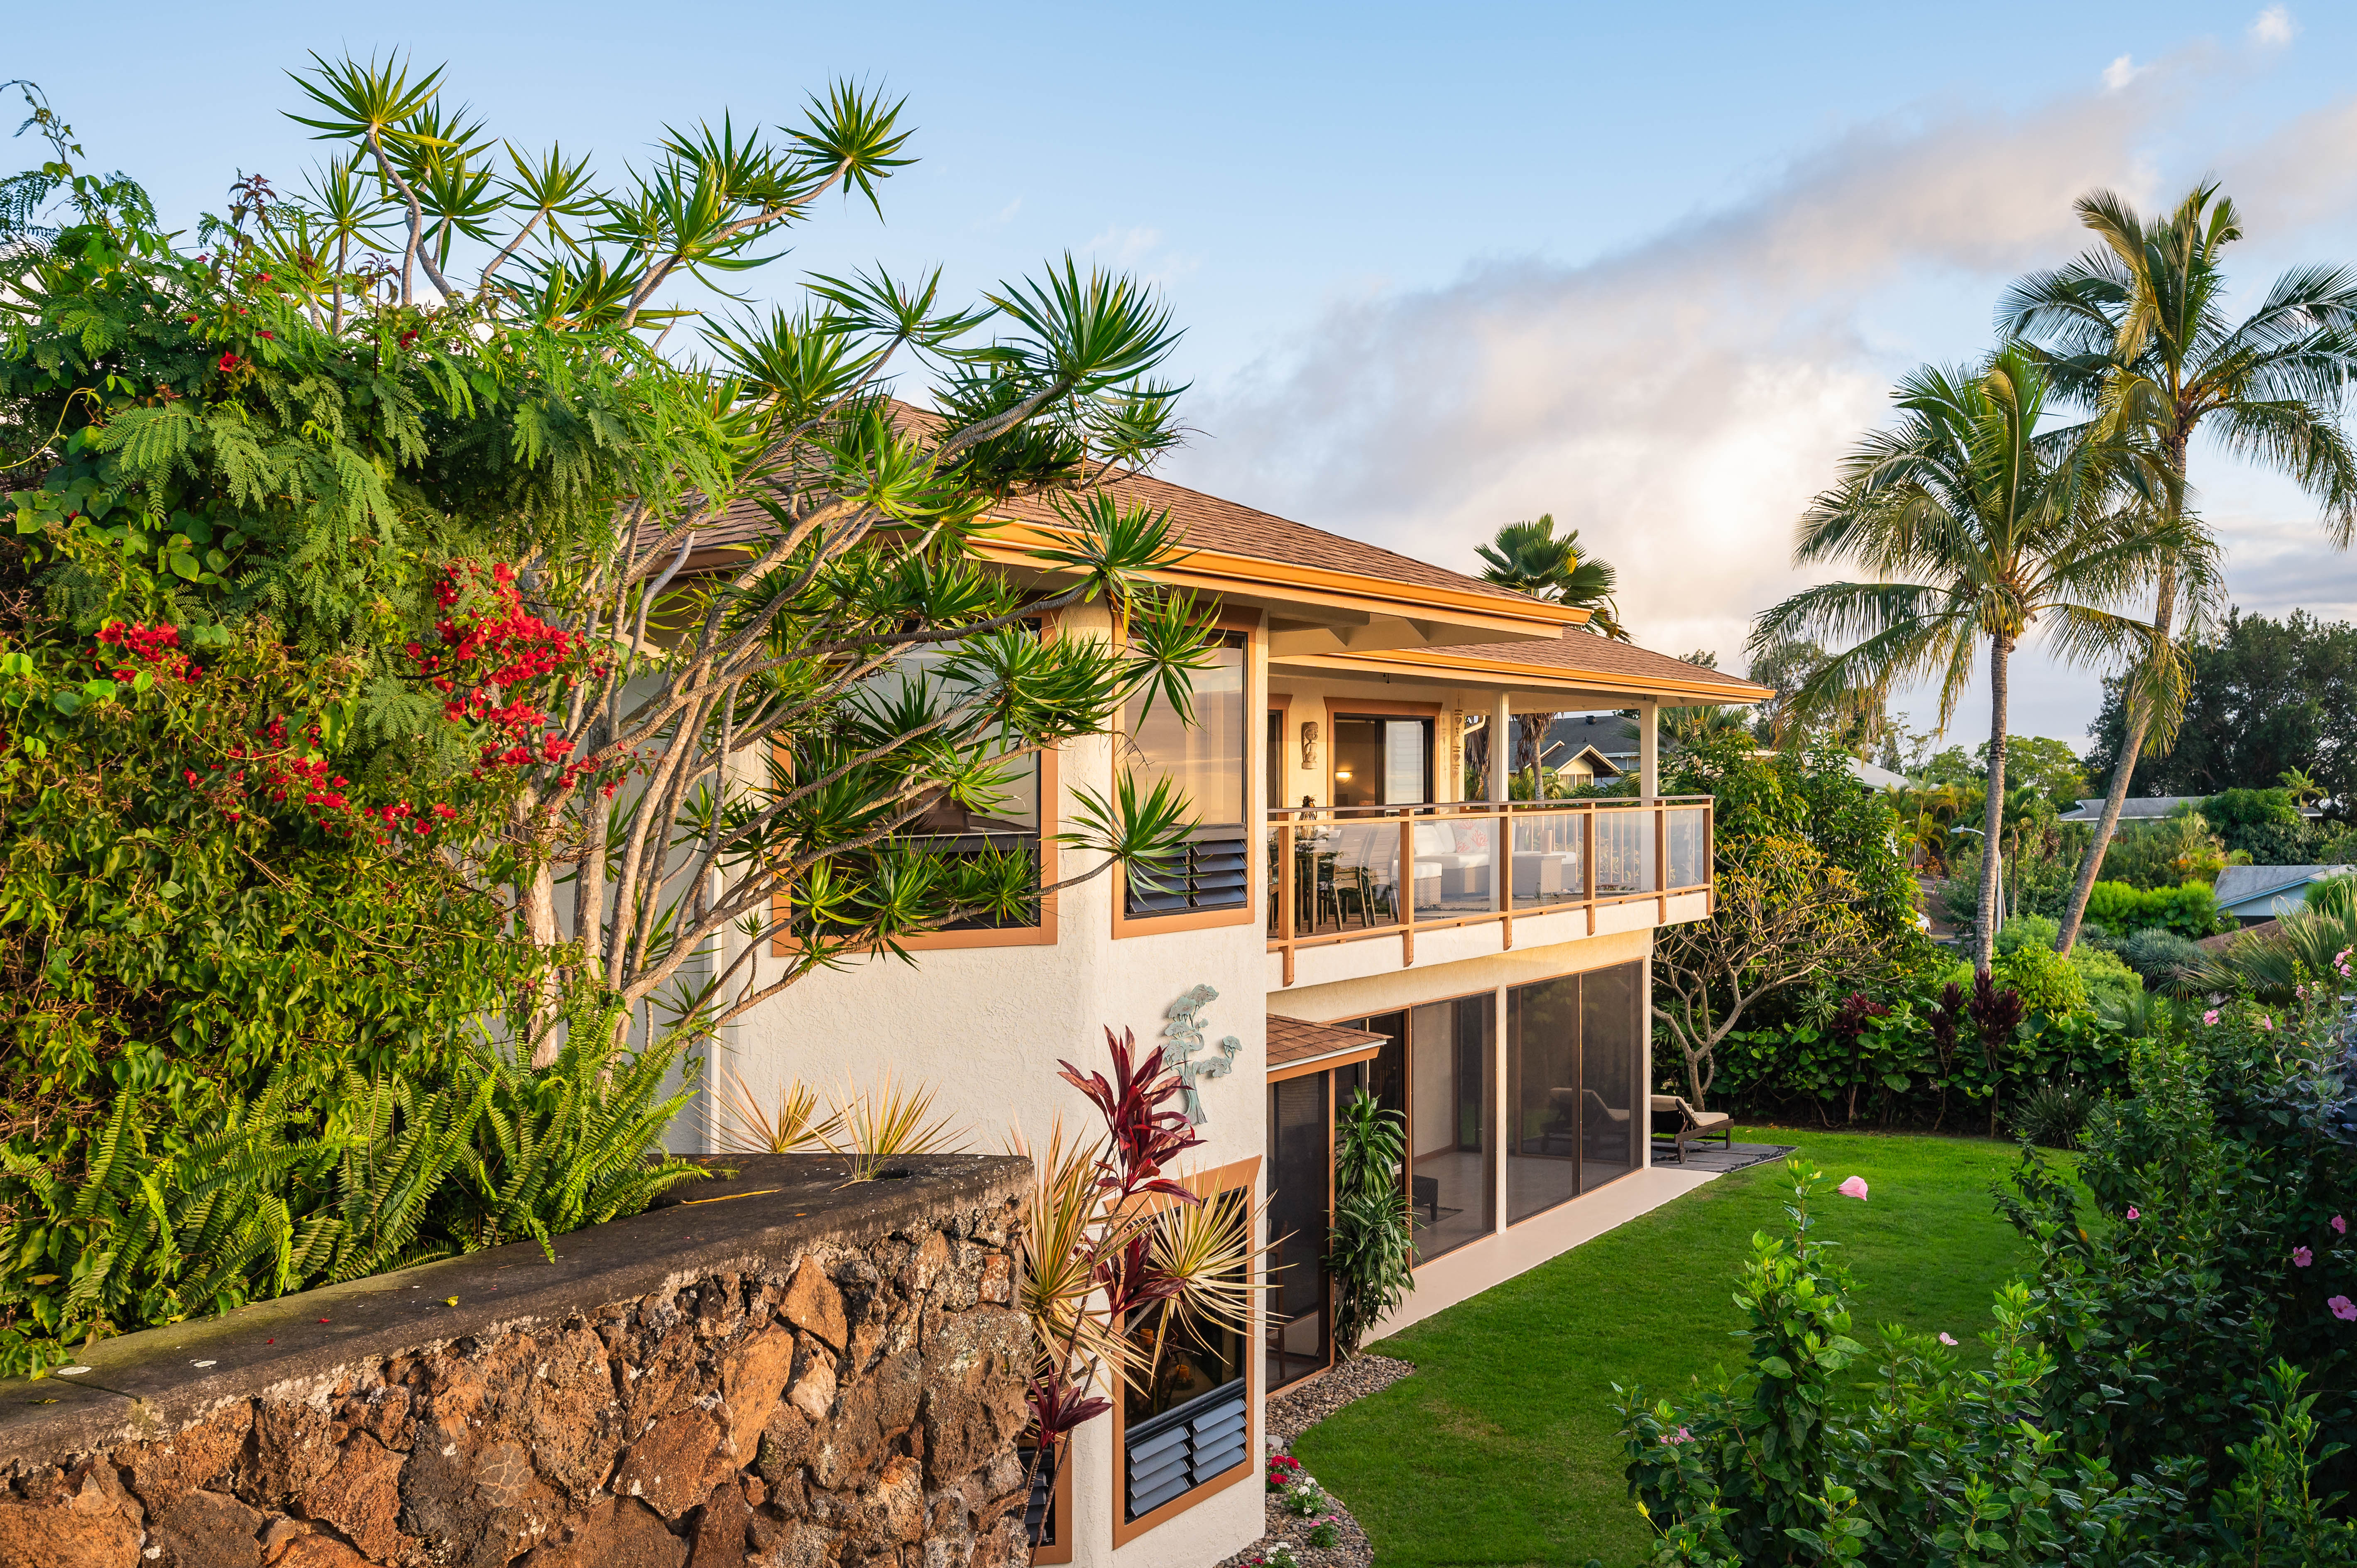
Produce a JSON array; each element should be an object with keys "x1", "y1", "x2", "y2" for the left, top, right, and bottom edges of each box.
[{"x1": 1120, "y1": 636, "x2": 1248, "y2": 918}]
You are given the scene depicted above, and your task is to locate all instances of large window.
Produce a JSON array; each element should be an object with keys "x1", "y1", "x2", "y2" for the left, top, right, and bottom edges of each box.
[
  {"x1": 1121, "y1": 637, "x2": 1248, "y2": 918},
  {"x1": 1330, "y1": 716, "x2": 1431, "y2": 807},
  {"x1": 1505, "y1": 962, "x2": 1643, "y2": 1224},
  {"x1": 1407, "y1": 994, "x2": 1495, "y2": 1261},
  {"x1": 1265, "y1": 1075, "x2": 1329, "y2": 1393},
  {"x1": 1333, "y1": 999, "x2": 1492, "y2": 1266}
]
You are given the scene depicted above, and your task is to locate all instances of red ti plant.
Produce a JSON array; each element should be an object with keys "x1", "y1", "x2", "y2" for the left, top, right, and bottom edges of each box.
[{"x1": 1013, "y1": 1026, "x2": 1260, "y2": 1558}]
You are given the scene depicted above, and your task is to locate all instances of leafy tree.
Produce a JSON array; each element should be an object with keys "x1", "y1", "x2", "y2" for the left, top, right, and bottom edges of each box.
[
  {"x1": 1650, "y1": 732, "x2": 1923, "y2": 1106},
  {"x1": 2203, "y1": 786, "x2": 2322, "y2": 863},
  {"x1": 2005, "y1": 183, "x2": 2357, "y2": 953},
  {"x1": 1975, "y1": 734, "x2": 2088, "y2": 810},
  {"x1": 1744, "y1": 634, "x2": 1898, "y2": 758},
  {"x1": 2085, "y1": 609, "x2": 2357, "y2": 819},
  {"x1": 1752, "y1": 347, "x2": 2180, "y2": 970}
]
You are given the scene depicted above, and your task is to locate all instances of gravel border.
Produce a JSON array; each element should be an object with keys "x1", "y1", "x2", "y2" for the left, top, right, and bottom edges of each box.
[{"x1": 1218, "y1": 1354, "x2": 1416, "y2": 1568}]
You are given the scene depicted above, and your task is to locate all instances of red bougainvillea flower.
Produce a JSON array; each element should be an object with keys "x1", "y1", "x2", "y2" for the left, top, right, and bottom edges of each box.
[{"x1": 218, "y1": 352, "x2": 242, "y2": 373}]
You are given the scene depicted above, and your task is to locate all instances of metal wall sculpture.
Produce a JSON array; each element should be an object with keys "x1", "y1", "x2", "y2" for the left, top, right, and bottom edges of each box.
[{"x1": 1162, "y1": 983, "x2": 1241, "y2": 1126}]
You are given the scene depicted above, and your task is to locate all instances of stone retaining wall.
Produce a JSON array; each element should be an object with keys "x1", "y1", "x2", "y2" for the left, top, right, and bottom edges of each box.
[{"x1": 0, "y1": 1154, "x2": 1034, "y2": 1568}]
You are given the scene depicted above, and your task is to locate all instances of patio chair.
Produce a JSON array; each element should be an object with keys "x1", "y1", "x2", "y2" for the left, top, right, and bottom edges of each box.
[
  {"x1": 1410, "y1": 1174, "x2": 1440, "y2": 1223},
  {"x1": 1650, "y1": 1095, "x2": 1732, "y2": 1164}
]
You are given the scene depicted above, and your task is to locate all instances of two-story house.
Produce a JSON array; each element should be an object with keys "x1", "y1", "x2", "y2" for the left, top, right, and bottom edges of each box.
[{"x1": 704, "y1": 465, "x2": 1767, "y2": 1568}]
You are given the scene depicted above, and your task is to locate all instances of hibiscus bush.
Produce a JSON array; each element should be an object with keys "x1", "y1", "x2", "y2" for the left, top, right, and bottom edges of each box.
[{"x1": 1619, "y1": 982, "x2": 2357, "y2": 1566}]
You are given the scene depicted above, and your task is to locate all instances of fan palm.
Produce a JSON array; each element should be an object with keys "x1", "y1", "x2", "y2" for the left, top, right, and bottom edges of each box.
[
  {"x1": 1476, "y1": 513, "x2": 1627, "y2": 796},
  {"x1": 2002, "y1": 183, "x2": 2357, "y2": 952},
  {"x1": 1474, "y1": 512, "x2": 1627, "y2": 638},
  {"x1": 1751, "y1": 346, "x2": 2184, "y2": 971}
]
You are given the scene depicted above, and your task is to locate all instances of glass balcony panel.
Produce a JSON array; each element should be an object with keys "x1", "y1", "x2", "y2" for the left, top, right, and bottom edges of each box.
[
  {"x1": 1287, "y1": 819, "x2": 1401, "y2": 937},
  {"x1": 1509, "y1": 811, "x2": 1586, "y2": 910},
  {"x1": 1410, "y1": 814, "x2": 1498, "y2": 921},
  {"x1": 1594, "y1": 806, "x2": 1655, "y2": 896},
  {"x1": 1666, "y1": 807, "x2": 1709, "y2": 890}
]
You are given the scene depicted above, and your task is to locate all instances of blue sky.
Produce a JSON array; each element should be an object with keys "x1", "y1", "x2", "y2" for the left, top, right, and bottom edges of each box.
[{"x1": 14, "y1": 2, "x2": 2357, "y2": 755}]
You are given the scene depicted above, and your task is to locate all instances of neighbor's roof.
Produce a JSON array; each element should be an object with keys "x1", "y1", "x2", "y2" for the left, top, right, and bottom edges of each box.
[
  {"x1": 2060, "y1": 795, "x2": 2205, "y2": 822},
  {"x1": 1290, "y1": 628, "x2": 1774, "y2": 705},
  {"x1": 2211, "y1": 864, "x2": 2355, "y2": 908}
]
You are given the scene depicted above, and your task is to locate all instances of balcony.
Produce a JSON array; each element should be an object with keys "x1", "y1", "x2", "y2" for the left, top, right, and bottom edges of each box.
[{"x1": 1266, "y1": 797, "x2": 1713, "y2": 978}]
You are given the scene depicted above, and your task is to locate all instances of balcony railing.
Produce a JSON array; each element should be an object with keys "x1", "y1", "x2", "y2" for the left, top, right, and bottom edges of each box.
[{"x1": 1266, "y1": 797, "x2": 1713, "y2": 975}]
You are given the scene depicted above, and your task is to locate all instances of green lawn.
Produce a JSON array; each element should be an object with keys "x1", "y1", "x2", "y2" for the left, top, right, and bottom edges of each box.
[{"x1": 1293, "y1": 1129, "x2": 2049, "y2": 1568}]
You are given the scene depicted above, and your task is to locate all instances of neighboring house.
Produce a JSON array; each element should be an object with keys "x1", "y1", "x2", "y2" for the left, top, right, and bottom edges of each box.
[
  {"x1": 1848, "y1": 758, "x2": 1910, "y2": 791},
  {"x1": 1541, "y1": 711, "x2": 1642, "y2": 779},
  {"x1": 690, "y1": 462, "x2": 1769, "y2": 1568},
  {"x1": 2059, "y1": 795, "x2": 2327, "y2": 823},
  {"x1": 2211, "y1": 864, "x2": 2355, "y2": 924}
]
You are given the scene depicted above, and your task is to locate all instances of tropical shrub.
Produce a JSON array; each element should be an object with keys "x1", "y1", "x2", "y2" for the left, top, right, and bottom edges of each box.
[
  {"x1": 2068, "y1": 942, "x2": 2145, "y2": 1017},
  {"x1": 1617, "y1": 1164, "x2": 2201, "y2": 1568},
  {"x1": 2094, "y1": 811, "x2": 2231, "y2": 890},
  {"x1": 1326, "y1": 1088, "x2": 1414, "y2": 1358},
  {"x1": 2119, "y1": 927, "x2": 2207, "y2": 988}
]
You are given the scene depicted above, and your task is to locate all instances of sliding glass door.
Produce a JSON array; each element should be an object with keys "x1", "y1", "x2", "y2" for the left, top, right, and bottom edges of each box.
[{"x1": 1505, "y1": 961, "x2": 1643, "y2": 1224}]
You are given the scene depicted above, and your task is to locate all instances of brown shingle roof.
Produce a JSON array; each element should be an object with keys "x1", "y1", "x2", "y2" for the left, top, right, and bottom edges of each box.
[
  {"x1": 671, "y1": 401, "x2": 1556, "y2": 616},
  {"x1": 1267, "y1": 1015, "x2": 1389, "y2": 1072},
  {"x1": 984, "y1": 469, "x2": 1520, "y2": 602}
]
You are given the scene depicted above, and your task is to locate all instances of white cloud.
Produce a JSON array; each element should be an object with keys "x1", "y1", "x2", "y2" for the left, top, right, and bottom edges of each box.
[
  {"x1": 986, "y1": 196, "x2": 1022, "y2": 227},
  {"x1": 1169, "y1": 63, "x2": 2357, "y2": 749},
  {"x1": 2102, "y1": 54, "x2": 2147, "y2": 91},
  {"x1": 2249, "y1": 5, "x2": 2297, "y2": 47},
  {"x1": 1082, "y1": 223, "x2": 1199, "y2": 287}
]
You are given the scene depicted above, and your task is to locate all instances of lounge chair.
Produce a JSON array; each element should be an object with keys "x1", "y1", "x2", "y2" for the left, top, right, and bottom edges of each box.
[{"x1": 1650, "y1": 1095, "x2": 1732, "y2": 1164}]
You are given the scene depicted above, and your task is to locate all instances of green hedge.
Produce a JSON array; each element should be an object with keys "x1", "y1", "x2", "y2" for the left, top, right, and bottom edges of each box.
[{"x1": 2085, "y1": 878, "x2": 2232, "y2": 937}]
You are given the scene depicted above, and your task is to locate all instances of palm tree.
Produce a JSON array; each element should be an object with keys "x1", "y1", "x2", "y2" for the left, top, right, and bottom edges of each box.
[
  {"x1": 1752, "y1": 346, "x2": 2182, "y2": 971},
  {"x1": 1476, "y1": 513, "x2": 1628, "y2": 638},
  {"x1": 2002, "y1": 183, "x2": 2357, "y2": 954},
  {"x1": 1475, "y1": 513, "x2": 1627, "y2": 795}
]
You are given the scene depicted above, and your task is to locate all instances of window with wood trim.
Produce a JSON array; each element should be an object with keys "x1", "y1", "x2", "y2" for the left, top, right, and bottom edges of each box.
[
  {"x1": 769, "y1": 618, "x2": 1057, "y2": 955},
  {"x1": 1119, "y1": 634, "x2": 1249, "y2": 920}
]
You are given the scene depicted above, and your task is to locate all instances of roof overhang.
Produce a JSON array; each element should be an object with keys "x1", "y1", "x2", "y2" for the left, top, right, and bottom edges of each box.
[
  {"x1": 1271, "y1": 645, "x2": 1774, "y2": 707},
  {"x1": 969, "y1": 519, "x2": 1583, "y2": 655}
]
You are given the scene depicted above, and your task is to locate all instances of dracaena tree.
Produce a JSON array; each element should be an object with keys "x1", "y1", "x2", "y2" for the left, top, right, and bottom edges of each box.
[{"x1": 2, "y1": 59, "x2": 1219, "y2": 1067}]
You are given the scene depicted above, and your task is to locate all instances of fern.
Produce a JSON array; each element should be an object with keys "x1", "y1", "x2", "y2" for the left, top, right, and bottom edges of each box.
[{"x1": 453, "y1": 1024, "x2": 705, "y2": 1260}]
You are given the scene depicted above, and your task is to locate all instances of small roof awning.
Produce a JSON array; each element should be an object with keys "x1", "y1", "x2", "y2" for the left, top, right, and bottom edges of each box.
[{"x1": 1268, "y1": 1015, "x2": 1390, "y2": 1083}]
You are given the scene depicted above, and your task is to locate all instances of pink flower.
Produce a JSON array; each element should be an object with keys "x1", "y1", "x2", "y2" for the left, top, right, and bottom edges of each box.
[
  {"x1": 2259, "y1": 1015, "x2": 2274, "y2": 1032},
  {"x1": 1838, "y1": 1176, "x2": 1870, "y2": 1201},
  {"x1": 2126, "y1": 1207, "x2": 2140, "y2": 1221},
  {"x1": 1938, "y1": 1332, "x2": 1958, "y2": 1346},
  {"x1": 2332, "y1": 1296, "x2": 2357, "y2": 1323},
  {"x1": 2335, "y1": 1216, "x2": 2348, "y2": 1236},
  {"x1": 2202, "y1": 1009, "x2": 2220, "y2": 1026},
  {"x1": 2295, "y1": 1247, "x2": 2314, "y2": 1268}
]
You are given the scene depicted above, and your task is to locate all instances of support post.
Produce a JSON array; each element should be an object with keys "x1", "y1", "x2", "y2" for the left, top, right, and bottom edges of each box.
[
  {"x1": 1638, "y1": 700, "x2": 1659, "y2": 800},
  {"x1": 1488, "y1": 691, "x2": 1511, "y2": 804}
]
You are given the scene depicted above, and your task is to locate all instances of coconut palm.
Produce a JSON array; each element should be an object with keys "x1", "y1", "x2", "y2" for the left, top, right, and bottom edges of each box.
[
  {"x1": 1475, "y1": 513, "x2": 1627, "y2": 795},
  {"x1": 2002, "y1": 183, "x2": 2357, "y2": 953},
  {"x1": 1751, "y1": 346, "x2": 2186, "y2": 971}
]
